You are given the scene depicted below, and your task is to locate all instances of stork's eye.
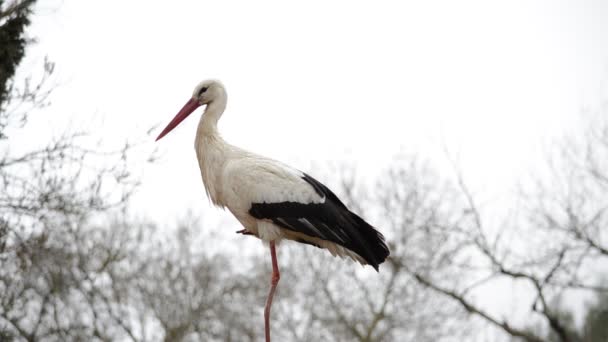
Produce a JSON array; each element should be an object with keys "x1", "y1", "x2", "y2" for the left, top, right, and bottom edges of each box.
[{"x1": 198, "y1": 87, "x2": 208, "y2": 97}]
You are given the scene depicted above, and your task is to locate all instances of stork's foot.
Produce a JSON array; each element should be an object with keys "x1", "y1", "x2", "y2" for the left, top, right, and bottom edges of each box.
[{"x1": 236, "y1": 229, "x2": 254, "y2": 235}]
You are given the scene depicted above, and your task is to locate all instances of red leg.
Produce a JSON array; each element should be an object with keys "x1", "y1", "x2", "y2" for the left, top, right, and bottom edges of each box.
[{"x1": 264, "y1": 241, "x2": 280, "y2": 342}]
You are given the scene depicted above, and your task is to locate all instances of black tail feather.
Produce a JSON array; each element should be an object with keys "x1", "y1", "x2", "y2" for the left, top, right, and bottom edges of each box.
[{"x1": 344, "y1": 211, "x2": 390, "y2": 270}]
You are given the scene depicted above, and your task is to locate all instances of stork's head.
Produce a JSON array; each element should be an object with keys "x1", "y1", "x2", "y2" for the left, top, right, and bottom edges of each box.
[
  {"x1": 156, "y1": 79, "x2": 226, "y2": 141},
  {"x1": 192, "y1": 79, "x2": 225, "y2": 106}
]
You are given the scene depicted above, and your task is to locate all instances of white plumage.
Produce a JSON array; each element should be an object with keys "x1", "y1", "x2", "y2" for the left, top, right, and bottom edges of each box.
[{"x1": 156, "y1": 79, "x2": 389, "y2": 342}]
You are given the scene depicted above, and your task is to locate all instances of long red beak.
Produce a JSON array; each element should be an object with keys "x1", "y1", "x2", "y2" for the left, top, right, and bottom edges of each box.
[{"x1": 155, "y1": 98, "x2": 201, "y2": 141}]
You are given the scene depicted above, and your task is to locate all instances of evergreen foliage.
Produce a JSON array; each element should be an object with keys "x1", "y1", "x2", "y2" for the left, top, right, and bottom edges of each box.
[{"x1": 0, "y1": 0, "x2": 35, "y2": 109}]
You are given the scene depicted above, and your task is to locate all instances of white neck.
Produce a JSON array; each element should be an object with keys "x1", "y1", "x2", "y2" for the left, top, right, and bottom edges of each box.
[
  {"x1": 198, "y1": 90, "x2": 228, "y2": 136},
  {"x1": 194, "y1": 94, "x2": 229, "y2": 207}
]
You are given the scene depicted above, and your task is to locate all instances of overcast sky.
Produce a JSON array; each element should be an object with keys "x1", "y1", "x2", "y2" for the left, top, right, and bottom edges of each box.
[{"x1": 20, "y1": 0, "x2": 608, "y2": 226}]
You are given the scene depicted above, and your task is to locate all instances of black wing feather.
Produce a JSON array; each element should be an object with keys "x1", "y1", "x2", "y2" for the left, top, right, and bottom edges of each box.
[{"x1": 249, "y1": 173, "x2": 390, "y2": 270}]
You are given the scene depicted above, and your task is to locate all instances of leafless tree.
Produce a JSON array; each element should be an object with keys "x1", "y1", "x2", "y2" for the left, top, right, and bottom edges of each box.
[
  {"x1": 272, "y1": 113, "x2": 607, "y2": 342},
  {"x1": 0, "y1": 87, "x2": 151, "y2": 341},
  {"x1": 0, "y1": 10, "x2": 155, "y2": 337},
  {"x1": 401, "y1": 114, "x2": 608, "y2": 342},
  {"x1": 130, "y1": 216, "x2": 268, "y2": 342}
]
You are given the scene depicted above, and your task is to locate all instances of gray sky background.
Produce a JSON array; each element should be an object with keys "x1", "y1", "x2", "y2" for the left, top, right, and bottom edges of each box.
[
  {"x1": 15, "y1": 0, "x2": 607, "y2": 228},
  {"x1": 11, "y1": 0, "x2": 608, "y2": 332}
]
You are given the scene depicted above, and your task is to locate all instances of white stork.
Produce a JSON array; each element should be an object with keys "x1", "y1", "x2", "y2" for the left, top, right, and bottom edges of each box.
[{"x1": 155, "y1": 80, "x2": 390, "y2": 342}]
